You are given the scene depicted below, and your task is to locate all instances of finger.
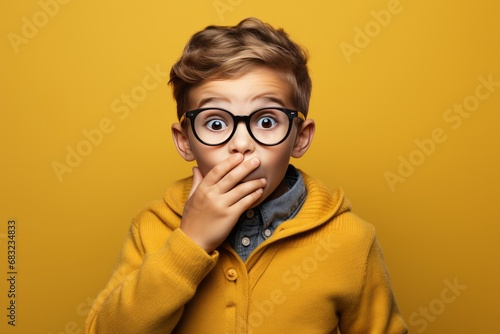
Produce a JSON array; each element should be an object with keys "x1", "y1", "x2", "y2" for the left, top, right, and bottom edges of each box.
[
  {"x1": 203, "y1": 153, "x2": 244, "y2": 186},
  {"x1": 225, "y1": 177, "x2": 267, "y2": 207},
  {"x1": 217, "y1": 157, "x2": 261, "y2": 193},
  {"x1": 230, "y1": 185, "x2": 265, "y2": 212},
  {"x1": 188, "y1": 166, "x2": 203, "y2": 199}
]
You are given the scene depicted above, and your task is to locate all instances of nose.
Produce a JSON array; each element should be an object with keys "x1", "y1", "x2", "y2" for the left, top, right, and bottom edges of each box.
[{"x1": 228, "y1": 122, "x2": 255, "y2": 155}]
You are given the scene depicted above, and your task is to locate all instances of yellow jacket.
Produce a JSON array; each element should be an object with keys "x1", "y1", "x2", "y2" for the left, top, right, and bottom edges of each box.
[{"x1": 85, "y1": 171, "x2": 407, "y2": 333}]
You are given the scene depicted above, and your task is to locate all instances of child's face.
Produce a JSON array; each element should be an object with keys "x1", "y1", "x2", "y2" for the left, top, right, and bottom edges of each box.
[{"x1": 172, "y1": 67, "x2": 314, "y2": 205}]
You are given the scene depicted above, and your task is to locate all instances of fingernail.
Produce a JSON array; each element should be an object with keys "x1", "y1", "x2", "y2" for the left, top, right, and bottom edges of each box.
[{"x1": 251, "y1": 158, "x2": 260, "y2": 166}]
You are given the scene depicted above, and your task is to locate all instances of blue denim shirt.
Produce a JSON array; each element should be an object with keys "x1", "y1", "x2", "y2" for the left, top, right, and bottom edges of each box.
[{"x1": 227, "y1": 165, "x2": 306, "y2": 262}]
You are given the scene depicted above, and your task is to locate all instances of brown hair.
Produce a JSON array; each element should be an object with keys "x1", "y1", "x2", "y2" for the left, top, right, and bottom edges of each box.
[{"x1": 169, "y1": 17, "x2": 311, "y2": 120}]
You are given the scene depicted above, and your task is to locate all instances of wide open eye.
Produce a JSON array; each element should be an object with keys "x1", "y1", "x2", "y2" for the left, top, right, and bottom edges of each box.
[
  {"x1": 255, "y1": 115, "x2": 278, "y2": 129},
  {"x1": 205, "y1": 118, "x2": 228, "y2": 131},
  {"x1": 192, "y1": 109, "x2": 233, "y2": 145},
  {"x1": 197, "y1": 109, "x2": 232, "y2": 133}
]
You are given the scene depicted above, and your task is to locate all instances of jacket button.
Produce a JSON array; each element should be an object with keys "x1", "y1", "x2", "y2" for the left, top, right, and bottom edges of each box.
[{"x1": 226, "y1": 268, "x2": 238, "y2": 281}]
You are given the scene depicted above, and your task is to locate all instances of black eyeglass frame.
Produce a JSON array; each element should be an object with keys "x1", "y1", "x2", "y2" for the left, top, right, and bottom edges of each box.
[{"x1": 179, "y1": 107, "x2": 306, "y2": 147}]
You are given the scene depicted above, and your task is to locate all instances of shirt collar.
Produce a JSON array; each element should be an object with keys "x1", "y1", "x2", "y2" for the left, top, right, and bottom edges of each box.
[{"x1": 258, "y1": 164, "x2": 306, "y2": 230}]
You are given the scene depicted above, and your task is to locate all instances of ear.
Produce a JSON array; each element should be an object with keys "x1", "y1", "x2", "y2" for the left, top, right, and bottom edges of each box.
[
  {"x1": 291, "y1": 119, "x2": 315, "y2": 158},
  {"x1": 171, "y1": 123, "x2": 196, "y2": 161}
]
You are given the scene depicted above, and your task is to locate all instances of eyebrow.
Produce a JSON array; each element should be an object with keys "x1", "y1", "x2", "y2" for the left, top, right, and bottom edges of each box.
[
  {"x1": 196, "y1": 97, "x2": 229, "y2": 108},
  {"x1": 196, "y1": 95, "x2": 288, "y2": 109}
]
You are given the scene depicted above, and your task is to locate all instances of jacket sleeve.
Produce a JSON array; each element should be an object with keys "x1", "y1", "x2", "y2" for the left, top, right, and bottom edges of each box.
[
  {"x1": 339, "y1": 237, "x2": 408, "y2": 334},
  {"x1": 84, "y1": 221, "x2": 218, "y2": 334}
]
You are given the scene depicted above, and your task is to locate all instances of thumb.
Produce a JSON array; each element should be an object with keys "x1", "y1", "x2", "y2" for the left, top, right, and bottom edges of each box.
[{"x1": 188, "y1": 166, "x2": 203, "y2": 199}]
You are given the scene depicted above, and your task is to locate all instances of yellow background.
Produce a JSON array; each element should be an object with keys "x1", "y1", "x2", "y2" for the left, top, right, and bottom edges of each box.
[{"x1": 1, "y1": 0, "x2": 499, "y2": 333}]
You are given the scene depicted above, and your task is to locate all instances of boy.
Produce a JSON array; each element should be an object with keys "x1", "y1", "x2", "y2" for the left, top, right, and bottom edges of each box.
[{"x1": 85, "y1": 18, "x2": 407, "y2": 333}]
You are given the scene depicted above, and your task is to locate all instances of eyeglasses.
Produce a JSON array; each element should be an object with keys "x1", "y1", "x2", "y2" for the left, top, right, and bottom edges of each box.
[{"x1": 180, "y1": 107, "x2": 305, "y2": 146}]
